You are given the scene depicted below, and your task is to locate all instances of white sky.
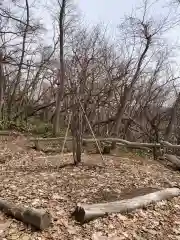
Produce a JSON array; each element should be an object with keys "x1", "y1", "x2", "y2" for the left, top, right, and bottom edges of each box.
[
  {"x1": 77, "y1": 0, "x2": 180, "y2": 44},
  {"x1": 12, "y1": 0, "x2": 180, "y2": 68},
  {"x1": 4, "y1": 0, "x2": 180, "y2": 46},
  {"x1": 77, "y1": 0, "x2": 137, "y2": 26}
]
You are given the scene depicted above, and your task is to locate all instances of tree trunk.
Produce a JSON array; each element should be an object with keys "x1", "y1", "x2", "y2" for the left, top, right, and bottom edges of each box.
[
  {"x1": 71, "y1": 102, "x2": 82, "y2": 165},
  {"x1": 53, "y1": 0, "x2": 66, "y2": 136},
  {"x1": 0, "y1": 52, "x2": 4, "y2": 120},
  {"x1": 113, "y1": 37, "x2": 151, "y2": 137},
  {"x1": 7, "y1": 0, "x2": 30, "y2": 122},
  {"x1": 164, "y1": 93, "x2": 180, "y2": 141}
]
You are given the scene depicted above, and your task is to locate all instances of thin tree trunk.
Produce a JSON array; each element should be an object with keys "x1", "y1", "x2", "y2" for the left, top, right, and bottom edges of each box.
[
  {"x1": 113, "y1": 37, "x2": 151, "y2": 136},
  {"x1": 53, "y1": 0, "x2": 66, "y2": 136},
  {"x1": 0, "y1": 52, "x2": 5, "y2": 120},
  {"x1": 165, "y1": 93, "x2": 180, "y2": 141},
  {"x1": 7, "y1": 0, "x2": 30, "y2": 121},
  {"x1": 71, "y1": 107, "x2": 82, "y2": 165}
]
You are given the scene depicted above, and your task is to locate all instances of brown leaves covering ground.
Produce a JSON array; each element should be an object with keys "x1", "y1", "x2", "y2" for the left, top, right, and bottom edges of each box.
[{"x1": 0, "y1": 135, "x2": 180, "y2": 239}]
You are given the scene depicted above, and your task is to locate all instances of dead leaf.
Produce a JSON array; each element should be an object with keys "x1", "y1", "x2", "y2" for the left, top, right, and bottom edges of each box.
[
  {"x1": 0, "y1": 221, "x2": 10, "y2": 235},
  {"x1": 92, "y1": 232, "x2": 107, "y2": 240},
  {"x1": 21, "y1": 234, "x2": 31, "y2": 240},
  {"x1": 10, "y1": 233, "x2": 20, "y2": 239}
]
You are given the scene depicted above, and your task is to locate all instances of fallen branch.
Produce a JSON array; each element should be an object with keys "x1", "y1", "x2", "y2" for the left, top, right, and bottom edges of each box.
[
  {"x1": 29, "y1": 137, "x2": 180, "y2": 150},
  {"x1": 0, "y1": 131, "x2": 12, "y2": 136},
  {"x1": 83, "y1": 138, "x2": 161, "y2": 148},
  {"x1": 30, "y1": 137, "x2": 180, "y2": 155},
  {"x1": 29, "y1": 137, "x2": 72, "y2": 142},
  {"x1": 161, "y1": 141, "x2": 180, "y2": 149},
  {"x1": 116, "y1": 142, "x2": 151, "y2": 151},
  {"x1": 0, "y1": 198, "x2": 51, "y2": 230},
  {"x1": 30, "y1": 137, "x2": 161, "y2": 148},
  {"x1": 72, "y1": 187, "x2": 180, "y2": 223},
  {"x1": 165, "y1": 154, "x2": 180, "y2": 170},
  {"x1": 43, "y1": 147, "x2": 69, "y2": 153}
]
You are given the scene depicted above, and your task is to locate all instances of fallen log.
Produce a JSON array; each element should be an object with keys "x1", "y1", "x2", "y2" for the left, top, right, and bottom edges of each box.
[
  {"x1": 116, "y1": 142, "x2": 151, "y2": 151},
  {"x1": 161, "y1": 141, "x2": 180, "y2": 149},
  {"x1": 165, "y1": 154, "x2": 180, "y2": 170},
  {"x1": 73, "y1": 187, "x2": 180, "y2": 223},
  {"x1": 0, "y1": 198, "x2": 51, "y2": 230},
  {"x1": 84, "y1": 138, "x2": 161, "y2": 148},
  {"x1": 29, "y1": 137, "x2": 180, "y2": 150},
  {"x1": 30, "y1": 137, "x2": 180, "y2": 157},
  {"x1": 29, "y1": 137, "x2": 72, "y2": 142}
]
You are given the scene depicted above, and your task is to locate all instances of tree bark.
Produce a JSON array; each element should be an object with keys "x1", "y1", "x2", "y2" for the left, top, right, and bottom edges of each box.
[
  {"x1": 164, "y1": 93, "x2": 180, "y2": 141},
  {"x1": 7, "y1": 0, "x2": 30, "y2": 121},
  {"x1": 0, "y1": 198, "x2": 51, "y2": 230},
  {"x1": 30, "y1": 137, "x2": 180, "y2": 147},
  {"x1": 73, "y1": 187, "x2": 180, "y2": 223},
  {"x1": 165, "y1": 154, "x2": 180, "y2": 169},
  {"x1": 53, "y1": 0, "x2": 66, "y2": 136},
  {"x1": 0, "y1": 51, "x2": 5, "y2": 120},
  {"x1": 113, "y1": 35, "x2": 151, "y2": 136}
]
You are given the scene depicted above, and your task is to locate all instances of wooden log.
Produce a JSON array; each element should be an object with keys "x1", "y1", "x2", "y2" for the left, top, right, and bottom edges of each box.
[
  {"x1": 165, "y1": 154, "x2": 180, "y2": 169},
  {"x1": 0, "y1": 198, "x2": 51, "y2": 230},
  {"x1": 30, "y1": 137, "x2": 180, "y2": 153},
  {"x1": 102, "y1": 145, "x2": 111, "y2": 154},
  {"x1": 29, "y1": 137, "x2": 180, "y2": 149},
  {"x1": 29, "y1": 137, "x2": 73, "y2": 142},
  {"x1": 0, "y1": 131, "x2": 11, "y2": 136},
  {"x1": 43, "y1": 147, "x2": 68, "y2": 153},
  {"x1": 34, "y1": 139, "x2": 40, "y2": 151},
  {"x1": 116, "y1": 142, "x2": 151, "y2": 151},
  {"x1": 84, "y1": 138, "x2": 161, "y2": 148},
  {"x1": 0, "y1": 131, "x2": 21, "y2": 136},
  {"x1": 30, "y1": 137, "x2": 161, "y2": 148},
  {"x1": 30, "y1": 137, "x2": 180, "y2": 150},
  {"x1": 73, "y1": 187, "x2": 180, "y2": 223},
  {"x1": 161, "y1": 141, "x2": 180, "y2": 149}
]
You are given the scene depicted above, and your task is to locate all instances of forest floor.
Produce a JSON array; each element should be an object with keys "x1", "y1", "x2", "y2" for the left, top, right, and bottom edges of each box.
[{"x1": 0, "y1": 134, "x2": 180, "y2": 239}]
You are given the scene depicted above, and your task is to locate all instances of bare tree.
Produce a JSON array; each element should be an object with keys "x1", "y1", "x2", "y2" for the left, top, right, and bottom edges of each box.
[{"x1": 52, "y1": 0, "x2": 66, "y2": 136}]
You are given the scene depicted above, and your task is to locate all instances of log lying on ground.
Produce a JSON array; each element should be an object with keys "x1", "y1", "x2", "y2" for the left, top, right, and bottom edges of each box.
[
  {"x1": 30, "y1": 137, "x2": 180, "y2": 152},
  {"x1": 73, "y1": 187, "x2": 180, "y2": 223},
  {"x1": 30, "y1": 137, "x2": 180, "y2": 150},
  {"x1": 165, "y1": 154, "x2": 180, "y2": 170},
  {"x1": 84, "y1": 138, "x2": 161, "y2": 148},
  {"x1": 0, "y1": 198, "x2": 51, "y2": 230},
  {"x1": 161, "y1": 141, "x2": 180, "y2": 149},
  {"x1": 29, "y1": 137, "x2": 73, "y2": 142}
]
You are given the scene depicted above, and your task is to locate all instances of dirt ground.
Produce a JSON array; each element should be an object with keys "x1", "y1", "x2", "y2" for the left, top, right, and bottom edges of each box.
[{"x1": 0, "y1": 135, "x2": 180, "y2": 240}]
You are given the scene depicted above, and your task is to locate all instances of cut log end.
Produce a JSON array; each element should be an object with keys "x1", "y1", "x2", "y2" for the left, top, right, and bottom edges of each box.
[
  {"x1": 40, "y1": 211, "x2": 52, "y2": 230},
  {"x1": 72, "y1": 205, "x2": 86, "y2": 223},
  {"x1": 23, "y1": 209, "x2": 52, "y2": 230},
  {"x1": 102, "y1": 145, "x2": 111, "y2": 154},
  {"x1": 0, "y1": 199, "x2": 52, "y2": 230}
]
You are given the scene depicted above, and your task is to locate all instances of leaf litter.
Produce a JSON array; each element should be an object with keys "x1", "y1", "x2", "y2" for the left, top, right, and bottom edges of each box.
[{"x1": 0, "y1": 135, "x2": 180, "y2": 239}]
